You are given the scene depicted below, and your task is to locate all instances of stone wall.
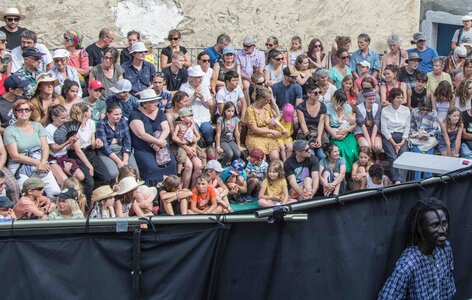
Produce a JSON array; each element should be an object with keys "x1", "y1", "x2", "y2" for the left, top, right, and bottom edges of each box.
[{"x1": 1, "y1": 0, "x2": 420, "y2": 53}]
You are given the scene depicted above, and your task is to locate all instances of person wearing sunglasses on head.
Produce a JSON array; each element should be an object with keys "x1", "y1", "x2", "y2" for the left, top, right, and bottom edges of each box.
[
  {"x1": 11, "y1": 30, "x2": 53, "y2": 74},
  {"x1": 0, "y1": 7, "x2": 28, "y2": 51}
]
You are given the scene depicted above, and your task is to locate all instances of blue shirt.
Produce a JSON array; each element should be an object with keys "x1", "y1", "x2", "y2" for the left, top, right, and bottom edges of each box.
[
  {"x1": 272, "y1": 81, "x2": 303, "y2": 110},
  {"x1": 204, "y1": 46, "x2": 221, "y2": 67},
  {"x1": 350, "y1": 48, "x2": 381, "y2": 75},
  {"x1": 105, "y1": 94, "x2": 140, "y2": 120},
  {"x1": 95, "y1": 117, "x2": 132, "y2": 156},
  {"x1": 378, "y1": 241, "x2": 456, "y2": 300},
  {"x1": 220, "y1": 167, "x2": 247, "y2": 182},
  {"x1": 407, "y1": 47, "x2": 439, "y2": 74},
  {"x1": 122, "y1": 61, "x2": 157, "y2": 94}
]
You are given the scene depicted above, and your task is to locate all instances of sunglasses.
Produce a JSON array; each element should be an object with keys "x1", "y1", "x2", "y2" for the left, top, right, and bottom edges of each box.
[
  {"x1": 314, "y1": 44, "x2": 322, "y2": 48},
  {"x1": 16, "y1": 108, "x2": 32, "y2": 113},
  {"x1": 243, "y1": 44, "x2": 254, "y2": 48},
  {"x1": 341, "y1": 56, "x2": 349, "y2": 59},
  {"x1": 170, "y1": 37, "x2": 180, "y2": 41},
  {"x1": 266, "y1": 43, "x2": 274, "y2": 47},
  {"x1": 54, "y1": 58, "x2": 67, "y2": 63},
  {"x1": 273, "y1": 57, "x2": 283, "y2": 61},
  {"x1": 6, "y1": 17, "x2": 20, "y2": 22},
  {"x1": 308, "y1": 91, "x2": 321, "y2": 96},
  {"x1": 200, "y1": 59, "x2": 210, "y2": 63}
]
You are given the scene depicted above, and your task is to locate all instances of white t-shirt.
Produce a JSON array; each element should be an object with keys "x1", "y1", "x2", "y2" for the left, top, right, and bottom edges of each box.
[
  {"x1": 319, "y1": 83, "x2": 337, "y2": 104},
  {"x1": 179, "y1": 82, "x2": 212, "y2": 126},
  {"x1": 45, "y1": 124, "x2": 68, "y2": 157},
  {"x1": 452, "y1": 28, "x2": 472, "y2": 45},
  {"x1": 215, "y1": 86, "x2": 244, "y2": 115},
  {"x1": 77, "y1": 119, "x2": 95, "y2": 149},
  {"x1": 11, "y1": 43, "x2": 53, "y2": 73},
  {"x1": 202, "y1": 68, "x2": 213, "y2": 88}
]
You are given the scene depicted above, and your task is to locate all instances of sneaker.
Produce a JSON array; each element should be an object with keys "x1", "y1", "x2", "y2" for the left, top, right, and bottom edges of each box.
[{"x1": 244, "y1": 195, "x2": 254, "y2": 202}]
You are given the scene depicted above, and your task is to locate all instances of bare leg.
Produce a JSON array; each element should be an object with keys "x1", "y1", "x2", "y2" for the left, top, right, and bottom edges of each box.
[{"x1": 181, "y1": 158, "x2": 193, "y2": 188}]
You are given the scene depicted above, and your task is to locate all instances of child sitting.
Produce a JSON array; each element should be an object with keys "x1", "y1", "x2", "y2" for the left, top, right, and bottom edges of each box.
[
  {"x1": 88, "y1": 185, "x2": 118, "y2": 218},
  {"x1": 189, "y1": 173, "x2": 225, "y2": 214},
  {"x1": 220, "y1": 159, "x2": 248, "y2": 203},
  {"x1": 354, "y1": 61, "x2": 378, "y2": 92},
  {"x1": 244, "y1": 148, "x2": 268, "y2": 202},
  {"x1": 216, "y1": 101, "x2": 242, "y2": 166},
  {"x1": 351, "y1": 146, "x2": 374, "y2": 190},
  {"x1": 204, "y1": 160, "x2": 233, "y2": 212},
  {"x1": 276, "y1": 103, "x2": 295, "y2": 161},
  {"x1": 258, "y1": 160, "x2": 296, "y2": 207},
  {"x1": 438, "y1": 107, "x2": 462, "y2": 157},
  {"x1": 360, "y1": 163, "x2": 391, "y2": 189},
  {"x1": 159, "y1": 175, "x2": 192, "y2": 215}
]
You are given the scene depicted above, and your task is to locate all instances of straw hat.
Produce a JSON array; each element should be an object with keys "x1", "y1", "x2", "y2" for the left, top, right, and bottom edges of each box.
[
  {"x1": 92, "y1": 185, "x2": 119, "y2": 202},
  {"x1": 0, "y1": 8, "x2": 26, "y2": 20},
  {"x1": 137, "y1": 185, "x2": 158, "y2": 203},
  {"x1": 116, "y1": 176, "x2": 144, "y2": 195},
  {"x1": 35, "y1": 72, "x2": 59, "y2": 87}
]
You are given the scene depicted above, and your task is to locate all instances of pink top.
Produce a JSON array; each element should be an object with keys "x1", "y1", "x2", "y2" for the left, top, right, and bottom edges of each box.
[{"x1": 68, "y1": 49, "x2": 90, "y2": 73}]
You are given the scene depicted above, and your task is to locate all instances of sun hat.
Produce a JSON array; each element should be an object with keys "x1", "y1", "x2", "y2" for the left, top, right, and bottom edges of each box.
[
  {"x1": 3, "y1": 74, "x2": 29, "y2": 90},
  {"x1": 229, "y1": 159, "x2": 246, "y2": 176},
  {"x1": 92, "y1": 185, "x2": 119, "y2": 202},
  {"x1": 0, "y1": 8, "x2": 26, "y2": 20},
  {"x1": 187, "y1": 65, "x2": 206, "y2": 77},
  {"x1": 293, "y1": 140, "x2": 309, "y2": 152},
  {"x1": 204, "y1": 160, "x2": 224, "y2": 172},
  {"x1": 283, "y1": 66, "x2": 299, "y2": 77},
  {"x1": 89, "y1": 80, "x2": 105, "y2": 90},
  {"x1": 411, "y1": 32, "x2": 427, "y2": 44},
  {"x1": 405, "y1": 52, "x2": 423, "y2": 63},
  {"x1": 130, "y1": 42, "x2": 147, "y2": 54},
  {"x1": 52, "y1": 49, "x2": 70, "y2": 59},
  {"x1": 0, "y1": 196, "x2": 14, "y2": 208},
  {"x1": 137, "y1": 89, "x2": 161, "y2": 103},
  {"x1": 358, "y1": 60, "x2": 371, "y2": 68},
  {"x1": 55, "y1": 188, "x2": 78, "y2": 201},
  {"x1": 223, "y1": 46, "x2": 236, "y2": 55},
  {"x1": 178, "y1": 107, "x2": 193, "y2": 118},
  {"x1": 35, "y1": 72, "x2": 59, "y2": 89},
  {"x1": 462, "y1": 15, "x2": 472, "y2": 21},
  {"x1": 283, "y1": 103, "x2": 295, "y2": 122},
  {"x1": 116, "y1": 176, "x2": 145, "y2": 195},
  {"x1": 137, "y1": 185, "x2": 157, "y2": 203},
  {"x1": 22, "y1": 47, "x2": 45, "y2": 58},
  {"x1": 248, "y1": 149, "x2": 264, "y2": 160},
  {"x1": 110, "y1": 79, "x2": 132, "y2": 94},
  {"x1": 22, "y1": 177, "x2": 46, "y2": 193}
]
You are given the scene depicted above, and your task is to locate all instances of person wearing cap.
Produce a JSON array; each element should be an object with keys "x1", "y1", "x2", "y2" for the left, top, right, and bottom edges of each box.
[
  {"x1": 219, "y1": 159, "x2": 247, "y2": 202},
  {"x1": 245, "y1": 148, "x2": 268, "y2": 201},
  {"x1": 179, "y1": 65, "x2": 215, "y2": 146},
  {"x1": 271, "y1": 66, "x2": 303, "y2": 110},
  {"x1": 82, "y1": 80, "x2": 106, "y2": 121},
  {"x1": 105, "y1": 78, "x2": 139, "y2": 120},
  {"x1": 381, "y1": 35, "x2": 408, "y2": 73},
  {"x1": 0, "y1": 196, "x2": 16, "y2": 221},
  {"x1": 283, "y1": 139, "x2": 319, "y2": 200},
  {"x1": 88, "y1": 185, "x2": 118, "y2": 218},
  {"x1": 48, "y1": 188, "x2": 84, "y2": 219},
  {"x1": 451, "y1": 15, "x2": 472, "y2": 50},
  {"x1": 354, "y1": 60, "x2": 378, "y2": 93},
  {"x1": 120, "y1": 30, "x2": 141, "y2": 66},
  {"x1": 162, "y1": 51, "x2": 188, "y2": 93},
  {"x1": 85, "y1": 28, "x2": 115, "y2": 67},
  {"x1": 89, "y1": 47, "x2": 123, "y2": 98},
  {"x1": 30, "y1": 72, "x2": 65, "y2": 125},
  {"x1": 11, "y1": 30, "x2": 53, "y2": 74},
  {"x1": 399, "y1": 52, "x2": 423, "y2": 89},
  {"x1": 96, "y1": 103, "x2": 139, "y2": 185},
  {"x1": 216, "y1": 70, "x2": 246, "y2": 120},
  {"x1": 0, "y1": 30, "x2": 11, "y2": 77},
  {"x1": 203, "y1": 160, "x2": 232, "y2": 212},
  {"x1": 205, "y1": 33, "x2": 232, "y2": 67},
  {"x1": 129, "y1": 89, "x2": 177, "y2": 185},
  {"x1": 13, "y1": 47, "x2": 44, "y2": 99},
  {"x1": 0, "y1": 74, "x2": 28, "y2": 131},
  {"x1": 13, "y1": 177, "x2": 56, "y2": 220},
  {"x1": 407, "y1": 32, "x2": 439, "y2": 74},
  {"x1": 5, "y1": 99, "x2": 61, "y2": 198},
  {"x1": 159, "y1": 29, "x2": 192, "y2": 70},
  {"x1": 354, "y1": 88, "x2": 382, "y2": 160},
  {"x1": 350, "y1": 33, "x2": 380, "y2": 79},
  {"x1": 211, "y1": 46, "x2": 242, "y2": 94},
  {"x1": 0, "y1": 7, "x2": 28, "y2": 50},
  {"x1": 236, "y1": 35, "x2": 265, "y2": 93},
  {"x1": 51, "y1": 48, "x2": 82, "y2": 98},
  {"x1": 122, "y1": 41, "x2": 157, "y2": 95}
]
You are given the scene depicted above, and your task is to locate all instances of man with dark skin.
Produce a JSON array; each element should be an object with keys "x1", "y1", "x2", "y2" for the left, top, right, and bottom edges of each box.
[{"x1": 378, "y1": 197, "x2": 456, "y2": 299}]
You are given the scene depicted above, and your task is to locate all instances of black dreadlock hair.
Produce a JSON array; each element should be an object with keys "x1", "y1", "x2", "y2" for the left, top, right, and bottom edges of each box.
[{"x1": 405, "y1": 197, "x2": 450, "y2": 247}]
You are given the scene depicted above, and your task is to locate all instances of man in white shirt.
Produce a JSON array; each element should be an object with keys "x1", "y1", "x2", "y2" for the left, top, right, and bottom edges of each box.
[
  {"x1": 179, "y1": 65, "x2": 215, "y2": 146},
  {"x1": 215, "y1": 70, "x2": 247, "y2": 121},
  {"x1": 451, "y1": 15, "x2": 472, "y2": 50},
  {"x1": 10, "y1": 30, "x2": 53, "y2": 73}
]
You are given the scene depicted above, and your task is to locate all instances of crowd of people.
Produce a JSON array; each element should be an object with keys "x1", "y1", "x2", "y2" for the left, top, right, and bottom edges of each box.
[{"x1": 0, "y1": 6, "x2": 472, "y2": 221}]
